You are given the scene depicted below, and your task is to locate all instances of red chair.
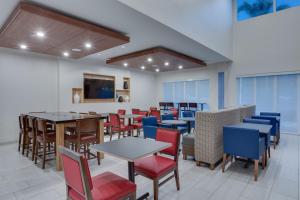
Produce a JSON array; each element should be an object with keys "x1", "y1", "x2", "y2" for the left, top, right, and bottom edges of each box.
[
  {"x1": 59, "y1": 147, "x2": 136, "y2": 200},
  {"x1": 110, "y1": 114, "x2": 133, "y2": 140},
  {"x1": 150, "y1": 110, "x2": 161, "y2": 123},
  {"x1": 117, "y1": 109, "x2": 126, "y2": 125},
  {"x1": 169, "y1": 108, "x2": 179, "y2": 120},
  {"x1": 132, "y1": 108, "x2": 140, "y2": 123},
  {"x1": 150, "y1": 107, "x2": 158, "y2": 112},
  {"x1": 134, "y1": 128, "x2": 180, "y2": 200}
]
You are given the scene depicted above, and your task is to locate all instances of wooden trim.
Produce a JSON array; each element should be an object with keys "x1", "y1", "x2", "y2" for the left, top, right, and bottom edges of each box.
[
  {"x1": 83, "y1": 73, "x2": 115, "y2": 80},
  {"x1": 106, "y1": 47, "x2": 206, "y2": 66},
  {"x1": 8, "y1": 2, "x2": 129, "y2": 42}
]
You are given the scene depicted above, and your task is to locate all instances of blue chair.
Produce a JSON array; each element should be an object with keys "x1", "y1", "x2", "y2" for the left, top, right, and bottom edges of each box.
[
  {"x1": 182, "y1": 111, "x2": 195, "y2": 131},
  {"x1": 243, "y1": 118, "x2": 272, "y2": 161},
  {"x1": 252, "y1": 115, "x2": 279, "y2": 149},
  {"x1": 260, "y1": 112, "x2": 280, "y2": 141},
  {"x1": 142, "y1": 117, "x2": 158, "y2": 139},
  {"x1": 222, "y1": 126, "x2": 266, "y2": 181}
]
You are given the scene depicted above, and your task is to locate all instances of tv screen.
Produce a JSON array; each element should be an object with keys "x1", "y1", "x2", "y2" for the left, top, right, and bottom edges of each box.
[{"x1": 84, "y1": 78, "x2": 115, "y2": 99}]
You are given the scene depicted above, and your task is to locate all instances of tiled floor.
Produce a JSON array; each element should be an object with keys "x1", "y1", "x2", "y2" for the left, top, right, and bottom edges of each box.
[{"x1": 0, "y1": 134, "x2": 299, "y2": 200}]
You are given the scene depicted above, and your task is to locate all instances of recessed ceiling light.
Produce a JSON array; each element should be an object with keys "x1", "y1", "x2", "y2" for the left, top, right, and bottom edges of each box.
[
  {"x1": 63, "y1": 52, "x2": 69, "y2": 57},
  {"x1": 123, "y1": 62, "x2": 128, "y2": 67},
  {"x1": 72, "y1": 48, "x2": 82, "y2": 52},
  {"x1": 36, "y1": 31, "x2": 45, "y2": 38},
  {"x1": 147, "y1": 58, "x2": 153, "y2": 62},
  {"x1": 19, "y1": 44, "x2": 27, "y2": 50},
  {"x1": 178, "y1": 65, "x2": 183, "y2": 69},
  {"x1": 164, "y1": 62, "x2": 169, "y2": 66},
  {"x1": 97, "y1": 53, "x2": 102, "y2": 55},
  {"x1": 121, "y1": 45, "x2": 125, "y2": 48},
  {"x1": 155, "y1": 68, "x2": 160, "y2": 72},
  {"x1": 141, "y1": 65, "x2": 145, "y2": 70},
  {"x1": 85, "y1": 42, "x2": 92, "y2": 49}
]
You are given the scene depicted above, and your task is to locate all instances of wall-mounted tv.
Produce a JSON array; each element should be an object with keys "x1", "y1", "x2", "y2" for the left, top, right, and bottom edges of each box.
[{"x1": 84, "y1": 78, "x2": 115, "y2": 99}]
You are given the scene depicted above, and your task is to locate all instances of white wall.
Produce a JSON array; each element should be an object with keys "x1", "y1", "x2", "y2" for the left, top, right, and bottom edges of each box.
[
  {"x1": 58, "y1": 59, "x2": 157, "y2": 114},
  {"x1": 0, "y1": 48, "x2": 58, "y2": 143},
  {"x1": 228, "y1": 5, "x2": 300, "y2": 106},
  {"x1": 0, "y1": 50, "x2": 157, "y2": 143},
  {"x1": 156, "y1": 63, "x2": 230, "y2": 111},
  {"x1": 119, "y1": 0, "x2": 233, "y2": 60}
]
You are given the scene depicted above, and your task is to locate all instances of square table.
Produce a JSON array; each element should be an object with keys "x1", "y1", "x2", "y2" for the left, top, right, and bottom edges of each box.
[
  {"x1": 27, "y1": 112, "x2": 106, "y2": 171},
  {"x1": 90, "y1": 137, "x2": 170, "y2": 199}
]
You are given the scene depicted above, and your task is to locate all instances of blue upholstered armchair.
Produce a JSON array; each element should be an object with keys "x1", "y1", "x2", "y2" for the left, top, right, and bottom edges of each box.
[
  {"x1": 260, "y1": 112, "x2": 280, "y2": 137},
  {"x1": 252, "y1": 115, "x2": 279, "y2": 149},
  {"x1": 243, "y1": 118, "x2": 271, "y2": 160},
  {"x1": 222, "y1": 126, "x2": 266, "y2": 181},
  {"x1": 142, "y1": 117, "x2": 158, "y2": 139}
]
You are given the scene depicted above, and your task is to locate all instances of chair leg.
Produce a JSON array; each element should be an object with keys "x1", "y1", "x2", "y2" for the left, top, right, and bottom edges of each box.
[
  {"x1": 265, "y1": 150, "x2": 268, "y2": 166},
  {"x1": 254, "y1": 160, "x2": 259, "y2": 181},
  {"x1": 222, "y1": 153, "x2": 227, "y2": 173},
  {"x1": 183, "y1": 154, "x2": 187, "y2": 160},
  {"x1": 174, "y1": 167, "x2": 180, "y2": 190},
  {"x1": 110, "y1": 130, "x2": 113, "y2": 141},
  {"x1": 34, "y1": 142, "x2": 39, "y2": 164},
  {"x1": 18, "y1": 132, "x2": 22, "y2": 152},
  {"x1": 130, "y1": 192, "x2": 136, "y2": 200},
  {"x1": 273, "y1": 136, "x2": 276, "y2": 149},
  {"x1": 153, "y1": 179, "x2": 159, "y2": 200},
  {"x1": 42, "y1": 141, "x2": 46, "y2": 169},
  {"x1": 22, "y1": 133, "x2": 27, "y2": 155},
  {"x1": 31, "y1": 137, "x2": 36, "y2": 161},
  {"x1": 268, "y1": 147, "x2": 271, "y2": 158},
  {"x1": 262, "y1": 154, "x2": 265, "y2": 169}
]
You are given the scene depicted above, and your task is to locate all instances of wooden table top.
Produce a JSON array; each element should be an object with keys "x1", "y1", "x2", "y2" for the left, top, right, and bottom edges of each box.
[
  {"x1": 26, "y1": 112, "x2": 106, "y2": 123},
  {"x1": 90, "y1": 137, "x2": 170, "y2": 162}
]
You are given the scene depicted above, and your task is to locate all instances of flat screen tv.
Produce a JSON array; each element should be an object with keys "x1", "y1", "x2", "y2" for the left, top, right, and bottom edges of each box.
[{"x1": 84, "y1": 78, "x2": 115, "y2": 99}]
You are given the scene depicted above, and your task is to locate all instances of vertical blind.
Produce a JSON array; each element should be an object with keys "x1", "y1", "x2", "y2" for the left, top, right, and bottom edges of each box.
[
  {"x1": 237, "y1": 73, "x2": 300, "y2": 134},
  {"x1": 163, "y1": 80, "x2": 210, "y2": 110}
]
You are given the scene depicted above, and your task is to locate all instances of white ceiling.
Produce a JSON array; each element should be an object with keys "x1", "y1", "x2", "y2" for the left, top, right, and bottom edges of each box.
[{"x1": 0, "y1": 0, "x2": 230, "y2": 65}]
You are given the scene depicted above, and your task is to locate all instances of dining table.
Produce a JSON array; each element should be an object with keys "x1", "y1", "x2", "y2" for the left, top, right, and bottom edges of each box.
[
  {"x1": 179, "y1": 117, "x2": 195, "y2": 133},
  {"x1": 90, "y1": 137, "x2": 170, "y2": 200},
  {"x1": 26, "y1": 112, "x2": 106, "y2": 171},
  {"x1": 161, "y1": 119, "x2": 187, "y2": 129},
  {"x1": 120, "y1": 114, "x2": 142, "y2": 125}
]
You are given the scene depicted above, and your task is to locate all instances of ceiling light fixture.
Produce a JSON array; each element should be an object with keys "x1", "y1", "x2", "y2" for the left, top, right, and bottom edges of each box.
[
  {"x1": 123, "y1": 62, "x2": 128, "y2": 67},
  {"x1": 121, "y1": 45, "x2": 125, "y2": 48},
  {"x1": 178, "y1": 65, "x2": 183, "y2": 69},
  {"x1": 63, "y1": 52, "x2": 69, "y2": 57},
  {"x1": 36, "y1": 31, "x2": 45, "y2": 38},
  {"x1": 147, "y1": 58, "x2": 153, "y2": 62},
  {"x1": 85, "y1": 42, "x2": 92, "y2": 49},
  {"x1": 164, "y1": 62, "x2": 169, "y2": 66},
  {"x1": 72, "y1": 48, "x2": 82, "y2": 52},
  {"x1": 155, "y1": 68, "x2": 160, "y2": 72},
  {"x1": 19, "y1": 44, "x2": 27, "y2": 49},
  {"x1": 141, "y1": 65, "x2": 145, "y2": 70}
]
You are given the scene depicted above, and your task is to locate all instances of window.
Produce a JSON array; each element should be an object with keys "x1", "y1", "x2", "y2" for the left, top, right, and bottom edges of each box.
[
  {"x1": 163, "y1": 79, "x2": 210, "y2": 110},
  {"x1": 237, "y1": 0, "x2": 273, "y2": 21},
  {"x1": 277, "y1": 0, "x2": 300, "y2": 11},
  {"x1": 218, "y1": 72, "x2": 225, "y2": 109},
  {"x1": 236, "y1": 73, "x2": 300, "y2": 134}
]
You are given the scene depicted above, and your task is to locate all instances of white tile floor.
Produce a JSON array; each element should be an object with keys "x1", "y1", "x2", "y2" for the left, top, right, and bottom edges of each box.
[{"x1": 0, "y1": 134, "x2": 299, "y2": 200}]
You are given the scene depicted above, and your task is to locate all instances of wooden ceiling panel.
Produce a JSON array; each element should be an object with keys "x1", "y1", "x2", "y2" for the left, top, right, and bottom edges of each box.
[
  {"x1": 0, "y1": 2, "x2": 129, "y2": 59},
  {"x1": 107, "y1": 47, "x2": 206, "y2": 72}
]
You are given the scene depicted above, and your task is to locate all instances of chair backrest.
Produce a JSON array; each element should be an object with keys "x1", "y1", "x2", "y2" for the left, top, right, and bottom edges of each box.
[
  {"x1": 150, "y1": 110, "x2": 161, "y2": 122},
  {"x1": 188, "y1": 103, "x2": 198, "y2": 109},
  {"x1": 117, "y1": 109, "x2": 126, "y2": 115},
  {"x1": 142, "y1": 116, "x2": 158, "y2": 127},
  {"x1": 251, "y1": 115, "x2": 277, "y2": 134},
  {"x1": 76, "y1": 119, "x2": 98, "y2": 136},
  {"x1": 150, "y1": 107, "x2": 158, "y2": 111},
  {"x1": 59, "y1": 146, "x2": 93, "y2": 200},
  {"x1": 243, "y1": 118, "x2": 271, "y2": 125},
  {"x1": 260, "y1": 112, "x2": 280, "y2": 117},
  {"x1": 182, "y1": 111, "x2": 194, "y2": 118},
  {"x1": 223, "y1": 126, "x2": 261, "y2": 160},
  {"x1": 139, "y1": 111, "x2": 148, "y2": 117},
  {"x1": 36, "y1": 119, "x2": 51, "y2": 139},
  {"x1": 156, "y1": 128, "x2": 180, "y2": 160},
  {"x1": 179, "y1": 103, "x2": 188, "y2": 110},
  {"x1": 19, "y1": 114, "x2": 27, "y2": 130},
  {"x1": 161, "y1": 114, "x2": 174, "y2": 120},
  {"x1": 132, "y1": 108, "x2": 140, "y2": 115},
  {"x1": 109, "y1": 113, "x2": 121, "y2": 128},
  {"x1": 169, "y1": 108, "x2": 178, "y2": 119}
]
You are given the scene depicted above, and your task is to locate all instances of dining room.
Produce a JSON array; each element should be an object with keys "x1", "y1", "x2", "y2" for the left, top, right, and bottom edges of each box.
[{"x1": 1, "y1": 0, "x2": 300, "y2": 200}]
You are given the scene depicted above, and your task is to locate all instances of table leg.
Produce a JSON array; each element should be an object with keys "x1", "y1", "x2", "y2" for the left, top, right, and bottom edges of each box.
[
  {"x1": 128, "y1": 161, "x2": 149, "y2": 200},
  {"x1": 187, "y1": 121, "x2": 191, "y2": 133},
  {"x1": 56, "y1": 123, "x2": 65, "y2": 171},
  {"x1": 98, "y1": 120, "x2": 104, "y2": 159}
]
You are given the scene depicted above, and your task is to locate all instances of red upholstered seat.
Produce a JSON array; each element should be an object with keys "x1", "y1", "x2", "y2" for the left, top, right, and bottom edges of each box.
[
  {"x1": 111, "y1": 124, "x2": 133, "y2": 132},
  {"x1": 132, "y1": 122, "x2": 142, "y2": 129},
  {"x1": 135, "y1": 155, "x2": 176, "y2": 179},
  {"x1": 69, "y1": 172, "x2": 136, "y2": 200},
  {"x1": 104, "y1": 122, "x2": 111, "y2": 127},
  {"x1": 60, "y1": 147, "x2": 136, "y2": 200}
]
